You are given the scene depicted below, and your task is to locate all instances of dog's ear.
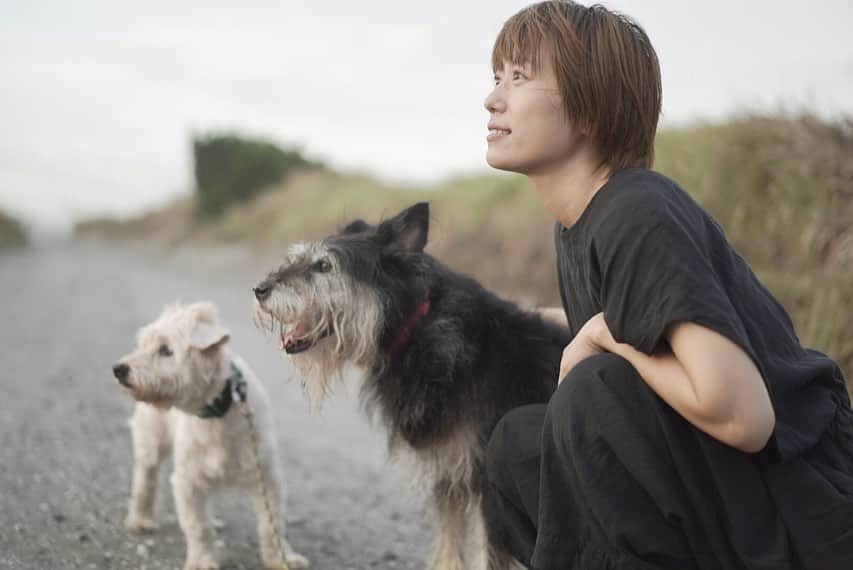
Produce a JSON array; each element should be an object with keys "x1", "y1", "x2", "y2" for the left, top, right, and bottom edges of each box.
[
  {"x1": 339, "y1": 219, "x2": 371, "y2": 235},
  {"x1": 186, "y1": 301, "x2": 219, "y2": 324},
  {"x1": 377, "y1": 202, "x2": 429, "y2": 253},
  {"x1": 189, "y1": 321, "x2": 231, "y2": 352}
]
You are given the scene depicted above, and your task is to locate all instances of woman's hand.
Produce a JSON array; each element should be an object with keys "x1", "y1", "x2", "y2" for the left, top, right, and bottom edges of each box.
[{"x1": 558, "y1": 312, "x2": 611, "y2": 384}]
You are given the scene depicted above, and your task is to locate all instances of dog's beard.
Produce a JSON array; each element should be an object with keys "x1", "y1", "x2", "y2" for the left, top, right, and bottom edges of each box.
[
  {"x1": 289, "y1": 342, "x2": 345, "y2": 406},
  {"x1": 254, "y1": 281, "x2": 384, "y2": 407}
]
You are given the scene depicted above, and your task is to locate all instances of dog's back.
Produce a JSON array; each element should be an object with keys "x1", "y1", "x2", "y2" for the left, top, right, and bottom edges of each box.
[{"x1": 372, "y1": 258, "x2": 569, "y2": 450}]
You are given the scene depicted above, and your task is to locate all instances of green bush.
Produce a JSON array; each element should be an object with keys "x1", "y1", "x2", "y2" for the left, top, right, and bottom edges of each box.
[
  {"x1": 0, "y1": 209, "x2": 26, "y2": 250},
  {"x1": 192, "y1": 133, "x2": 321, "y2": 221}
]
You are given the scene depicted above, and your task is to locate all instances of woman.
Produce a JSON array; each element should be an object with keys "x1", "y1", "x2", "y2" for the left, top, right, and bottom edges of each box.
[{"x1": 481, "y1": 2, "x2": 853, "y2": 569}]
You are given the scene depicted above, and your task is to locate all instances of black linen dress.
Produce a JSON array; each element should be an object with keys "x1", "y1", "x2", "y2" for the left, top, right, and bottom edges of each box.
[{"x1": 483, "y1": 168, "x2": 853, "y2": 569}]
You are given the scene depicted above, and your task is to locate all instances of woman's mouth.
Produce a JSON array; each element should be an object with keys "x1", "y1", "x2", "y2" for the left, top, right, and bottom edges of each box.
[{"x1": 487, "y1": 128, "x2": 511, "y2": 142}]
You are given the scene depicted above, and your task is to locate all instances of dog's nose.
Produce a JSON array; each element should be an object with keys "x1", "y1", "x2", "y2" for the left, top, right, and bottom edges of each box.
[
  {"x1": 113, "y1": 363, "x2": 130, "y2": 386},
  {"x1": 253, "y1": 284, "x2": 271, "y2": 302}
]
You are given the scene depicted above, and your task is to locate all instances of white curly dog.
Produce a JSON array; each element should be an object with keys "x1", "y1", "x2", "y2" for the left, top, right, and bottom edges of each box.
[{"x1": 112, "y1": 301, "x2": 308, "y2": 570}]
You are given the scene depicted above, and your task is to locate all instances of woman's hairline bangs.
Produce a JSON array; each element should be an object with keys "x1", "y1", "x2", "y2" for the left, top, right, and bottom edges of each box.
[{"x1": 490, "y1": 13, "x2": 550, "y2": 74}]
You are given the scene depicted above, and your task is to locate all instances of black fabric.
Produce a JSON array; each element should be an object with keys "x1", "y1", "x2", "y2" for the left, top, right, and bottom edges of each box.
[
  {"x1": 554, "y1": 168, "x2": 849, "y2": 461},
  {"x1": 481, "y1": 168, "x2": 853, "y2": 568},
  {"x1": 485, "y1": 354, "x2": 853, "y2": 569}
]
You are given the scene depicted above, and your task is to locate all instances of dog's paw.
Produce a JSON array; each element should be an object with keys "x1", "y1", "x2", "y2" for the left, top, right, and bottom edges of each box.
[
  {"x1": 286, "y1": 553, "x2": 310, "y2": 569},
  {"x1": 183, "y1": 553, "x2": 219, "y2": 570},
  {"x1": 264, "y1": 552, "x2": 309, "y2": 570},
  {"x1": 124, "y1": 513, "x2": 159, "y2": 533}
]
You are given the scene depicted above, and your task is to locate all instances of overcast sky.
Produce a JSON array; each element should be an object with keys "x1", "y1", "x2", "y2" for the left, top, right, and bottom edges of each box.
[{"x1": 2, "y1": 0, "x2": 852, "y2": 233}]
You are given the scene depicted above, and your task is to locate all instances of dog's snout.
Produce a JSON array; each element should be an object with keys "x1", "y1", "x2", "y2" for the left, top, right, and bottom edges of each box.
[
  {"x1": 113, "y1": 363, "x2": 130, "y2": 386},
  {"x1": 253, "y1": 283, "x2": 272, "y2": 302}
]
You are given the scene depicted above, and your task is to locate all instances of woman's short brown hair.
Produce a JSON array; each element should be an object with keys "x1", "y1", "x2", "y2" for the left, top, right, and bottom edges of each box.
[{"x1": 492, "y1": 1, "x2": 662, "y2": 171}]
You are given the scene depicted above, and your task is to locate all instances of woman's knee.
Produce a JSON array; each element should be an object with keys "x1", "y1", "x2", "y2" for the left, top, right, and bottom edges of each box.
[
  {"x1": 548, "y1": 353, "x2": 642, "y2": 442},
  {"x1": 555, "y1": 353, "x2": 635, "y2": 405}
]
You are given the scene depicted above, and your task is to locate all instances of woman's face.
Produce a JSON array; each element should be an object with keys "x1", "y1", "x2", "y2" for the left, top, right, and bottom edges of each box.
[{"x1": 484, "y1": 50, "x2": 583, "y2": 176}]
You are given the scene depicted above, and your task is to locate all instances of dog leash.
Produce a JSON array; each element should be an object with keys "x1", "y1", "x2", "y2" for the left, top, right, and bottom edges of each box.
[{"x1": 230, "y1": 368, "x2": 291, "y2": 570}]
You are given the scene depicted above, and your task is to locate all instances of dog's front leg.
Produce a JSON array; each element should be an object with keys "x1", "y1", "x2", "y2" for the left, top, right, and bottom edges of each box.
[
  {"x1": 124, "y1": 404, "x2": 172, "y2": 531},
  {"x1": 125, "y1": 406, "x2": 169, "y2": 532},
  {"x1": 125, "y1": 457, "x2": 162, "y2": 532},
  {"x1": 428, "y1": 481, "x2": 469, "y2": 570},
  {"x1": 172, "y1": 472, "x2": 218, "y2": 570},
  {"x1": 470, "y1": 501, "x2": 514, "y2": 570}
]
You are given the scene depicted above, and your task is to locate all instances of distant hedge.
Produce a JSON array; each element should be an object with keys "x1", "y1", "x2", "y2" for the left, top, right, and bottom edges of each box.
[
  {"x1": 192, "y1": 133, "x2": 321, "y2": 221},
  {"x1": 0, "y1": 209, "x2": 26, "y2": 250}
]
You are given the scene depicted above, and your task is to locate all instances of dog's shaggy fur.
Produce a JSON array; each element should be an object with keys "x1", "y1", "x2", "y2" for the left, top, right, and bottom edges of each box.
[
  {"x1": 253, "y1": 203, "x2": 569, "y2": 569},
  {"x1": 112, "y1": 302, "x2": 308, "y2": 570}
]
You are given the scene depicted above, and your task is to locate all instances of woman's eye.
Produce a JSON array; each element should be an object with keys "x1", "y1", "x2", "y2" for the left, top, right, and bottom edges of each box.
[
  {"x1": 512, "y1": 70, "x2": 525, "y2": 80},
  {"x1": 158, "y1": 344, "x2": 173, "y2": 357}
]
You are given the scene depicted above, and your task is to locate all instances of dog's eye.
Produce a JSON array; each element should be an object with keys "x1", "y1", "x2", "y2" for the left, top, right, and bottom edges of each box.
[
  {"x1": 158, "y1": 344, "x2": 173, "y2": 357},
  {"x1": 313, "y1": 259, "x2": 332, "y2": 273}
]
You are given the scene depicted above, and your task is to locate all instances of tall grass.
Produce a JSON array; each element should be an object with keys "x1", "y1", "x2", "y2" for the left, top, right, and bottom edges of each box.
[{"x1": 655, "y1": 116, "x2": 853, "y2": 382}]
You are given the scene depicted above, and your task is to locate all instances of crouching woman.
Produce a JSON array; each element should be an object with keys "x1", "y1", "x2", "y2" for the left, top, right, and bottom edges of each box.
[{"x1": 481, "y1": 2, "x2": 853, "y2": 569}]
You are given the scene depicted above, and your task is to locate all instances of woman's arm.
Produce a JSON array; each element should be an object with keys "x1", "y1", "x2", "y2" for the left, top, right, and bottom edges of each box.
[
  {"x1": 559, "y1": 313, "x2": 776, "y2": 453},
  {"x1": 593, "y1": 316, "x2": 775, "y2": 453}
]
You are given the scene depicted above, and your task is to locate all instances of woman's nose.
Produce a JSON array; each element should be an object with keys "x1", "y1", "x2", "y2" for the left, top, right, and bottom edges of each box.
[{"x1": 484, "y1": 86, "x2": 506, "y2": 114}]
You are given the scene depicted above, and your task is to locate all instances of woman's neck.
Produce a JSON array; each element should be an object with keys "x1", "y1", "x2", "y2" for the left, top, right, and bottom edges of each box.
[{"x1": 528, "y1": 150, "x2": 611, "y2": 229}]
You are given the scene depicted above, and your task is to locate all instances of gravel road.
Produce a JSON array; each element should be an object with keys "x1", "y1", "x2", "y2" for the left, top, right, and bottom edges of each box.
[{"x1": 0, "y1": 241, "x2": 432, "y2": 570}]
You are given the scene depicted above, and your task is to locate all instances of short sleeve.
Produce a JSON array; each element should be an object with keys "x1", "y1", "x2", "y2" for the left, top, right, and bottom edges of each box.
[{"x1": 593, "y1": 191, "x2": 753, "y2": 357}]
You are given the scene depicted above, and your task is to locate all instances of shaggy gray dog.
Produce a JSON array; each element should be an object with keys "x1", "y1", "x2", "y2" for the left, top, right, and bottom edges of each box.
[{"x1": 254, "y1": 204, "x2": 568, "y2": 569}]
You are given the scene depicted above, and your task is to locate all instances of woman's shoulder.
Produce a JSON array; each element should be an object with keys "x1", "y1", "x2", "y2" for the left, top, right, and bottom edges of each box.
[
  {"x1": 591, "y1": 168, "x2": 704, "y2": 234},
  {"x1": 600, "y1": 168, "x2": 685, "y2": 210}
]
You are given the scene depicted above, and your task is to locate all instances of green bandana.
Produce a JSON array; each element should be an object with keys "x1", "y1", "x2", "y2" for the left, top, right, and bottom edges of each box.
[{"x1": 197, "y1": 362, "x2": 246, "y2": 419}]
